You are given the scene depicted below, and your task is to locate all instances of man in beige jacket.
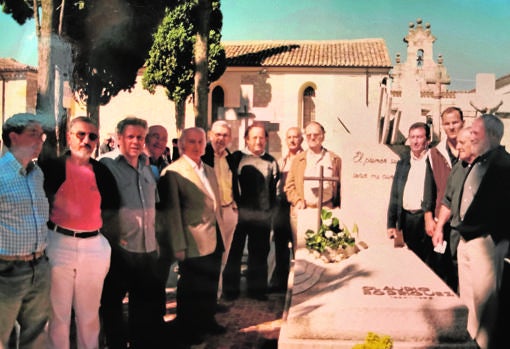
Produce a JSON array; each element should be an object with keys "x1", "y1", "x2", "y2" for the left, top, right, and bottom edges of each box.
[
  {"x1": 284, "y1": 121, "x2": 342, "y2": 246},
  {"x1": 158, "y1": 127, "x2": 226, "y2": 346}
]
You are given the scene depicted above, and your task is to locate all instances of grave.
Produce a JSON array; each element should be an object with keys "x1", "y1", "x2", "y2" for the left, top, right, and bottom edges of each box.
[{"x1": 278, "y1": 209, "x2": 476, "y2": 349}]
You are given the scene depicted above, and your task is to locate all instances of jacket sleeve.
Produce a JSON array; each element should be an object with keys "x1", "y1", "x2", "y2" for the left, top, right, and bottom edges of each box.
[
  {"x1": 387, "y1": 162, "x2": 400, "y2": 229},
  {"x1": 284, "y1": 158, "x2": 301, "y2": 206},
  {"x1": 332, "y1": 154, "x2": 342, "y2": 208},
  {"x1": 422, "y1": 158, "x2": 437, "y2": 213},
  {"x1": 157, "y1": 170, "x2": 186, "y2": 258},
  {"x1": 96, "y1": 162, "x2": 121, "y2": 245}
]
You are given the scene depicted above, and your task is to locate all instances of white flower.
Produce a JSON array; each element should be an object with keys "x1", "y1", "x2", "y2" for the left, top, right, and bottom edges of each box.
[
  {"x1": 325, "y1": 230, "x2": 334, "y2": 238},
  {"x1": 323, "y1": 217, "x2": 333, "y2": 226}
]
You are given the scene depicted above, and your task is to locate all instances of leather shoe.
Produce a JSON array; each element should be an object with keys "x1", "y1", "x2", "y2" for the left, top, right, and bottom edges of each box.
[
  {"x1": 247, "y1": 292, "x2": 268, "y2": 301},
  {"x1": 268, "y1": 285, "x2": 287, "y2": 293},
  {"x1": 215, "y1": 302, "x2": 230, "y2": 313},
  {"x1": 222, "y1": 292, "x2": 239, "y2": 301},
  {"x1": 183, "y1": 333, "x2": 205, "y2": 345},
  {"x1": 205, "y1": 322, "x2": 227, "y2": 335}
]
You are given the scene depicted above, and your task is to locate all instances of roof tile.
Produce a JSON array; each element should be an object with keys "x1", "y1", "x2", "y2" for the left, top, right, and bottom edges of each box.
[
  {"x1": 224, "y1": 39, "x2": 392, "y2": 68},
  {"x1": 0, "y1": 58, "x2": 37, "y2": 72}
]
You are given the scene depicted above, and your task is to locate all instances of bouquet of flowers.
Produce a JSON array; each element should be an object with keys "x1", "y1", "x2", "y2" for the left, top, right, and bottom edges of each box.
[{"x1": 305, "y1": 208, "x2": 361, "y2": 262}]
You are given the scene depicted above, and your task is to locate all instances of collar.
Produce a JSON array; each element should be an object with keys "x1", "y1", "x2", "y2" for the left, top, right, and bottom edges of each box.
[
  {"x1": 411, "y1": 149, "x2": 428, "y2": 161},
  {"x1": 183, "y1": 154, "x2": 203, "y2": 170},
  {"x1": 242, "y1": 147, "x2": 265, "y2": 157},
  {"x1": 4, "y1": 151, "x2": 36, "y2": 175},
  {"x1": 472, "y1": 147, "x2": 496, "y2": 165}
]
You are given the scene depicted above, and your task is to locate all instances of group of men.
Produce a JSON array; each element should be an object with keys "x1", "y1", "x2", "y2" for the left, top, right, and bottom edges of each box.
[
  {"x1": 0, "y1": 112, "x2": 342, "y2": 349},
  {"x1": 387, "y1": 107, "x2": 510, "y2": 349}
]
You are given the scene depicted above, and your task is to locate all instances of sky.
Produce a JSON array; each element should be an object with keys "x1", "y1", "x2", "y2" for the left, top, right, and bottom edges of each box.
[{"x1": 1, "y1": 0, "x2": 509, "y2": 91}]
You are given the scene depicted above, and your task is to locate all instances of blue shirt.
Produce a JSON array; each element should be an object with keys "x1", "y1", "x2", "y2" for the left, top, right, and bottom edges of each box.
[{"x1": 0, "y1": 152, "x2": 49, "y2": 255}]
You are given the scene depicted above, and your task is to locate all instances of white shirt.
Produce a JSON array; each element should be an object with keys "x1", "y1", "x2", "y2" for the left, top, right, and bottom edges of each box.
[
  {"x1": 303, "y1": 149, "x2": 334, "y2": 205},
  {"x1": 183, "y1": 155, "x2": 217, "y2": 209},
  {"x1": 403, "y1": 151, "x2": 428, "y2": 211}
]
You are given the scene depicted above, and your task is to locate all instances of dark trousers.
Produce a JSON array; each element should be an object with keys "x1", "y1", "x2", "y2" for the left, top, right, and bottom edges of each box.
[
  {"x1": 223, "y1": 218, "x2": 271, "y2": 297},
  {"x1": 493, "y1": 253, "x2": 510, "y2": 348},
  {"x1": 271, "y1": 201, "x2": 293, "y2": 290},
  {"x1": 100, "y1": 247, "x2": 168, "y2": 349},
  {"x1": 176, "y1": 247, "x2": 222, "y2": 335},
  {"x1": 439, "y1": 224, "x2": 459, "y2": 293},
  {"x1": 402, "y1": 210, "x2": 435, "y2": 268}
]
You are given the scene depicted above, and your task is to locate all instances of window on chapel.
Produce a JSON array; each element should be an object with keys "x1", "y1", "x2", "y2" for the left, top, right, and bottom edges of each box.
[
  {"x1": 212, "y1": 86, "x2": 225, "y2": 122},
  {"x1": 302, "y1": 86, "x2": 316, "y2": 127}
]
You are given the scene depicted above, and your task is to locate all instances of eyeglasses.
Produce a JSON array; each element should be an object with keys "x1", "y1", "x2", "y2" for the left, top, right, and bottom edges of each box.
[
  {"x1": 24, "y1": 130, "x2": 47, "y2": 142},
  {"x1": 72, "y1": 131, "x2": 98, "y2": 141}
]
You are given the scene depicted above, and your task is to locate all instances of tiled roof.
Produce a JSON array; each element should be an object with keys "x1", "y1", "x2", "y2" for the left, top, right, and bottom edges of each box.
[
  {"x1": 496, "y1": 73, "x2": 510, "y2": 90},
  {"x1": 224, "y1": 39, "x2": 392, "y2": 68},
  {"x1": 0, "y1": 58, "x2": 37, "y2": 72}
]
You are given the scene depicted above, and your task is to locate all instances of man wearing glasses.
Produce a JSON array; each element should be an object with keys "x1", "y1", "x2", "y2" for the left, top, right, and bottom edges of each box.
[
  {"x1": 40, "y1": 116, "x2": 120, "y2": 349},
  {"x1": 285, "y1": 121, "x2": 342, "y2": 242},
  {"x1": 0, "y1": 113, "x2": 50, "y2": 349}
]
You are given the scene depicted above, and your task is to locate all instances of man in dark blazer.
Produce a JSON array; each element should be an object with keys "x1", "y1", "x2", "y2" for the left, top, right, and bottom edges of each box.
[
  {"x1": 432, "y1": 114, "x2": 510, "y2": 349},
  {"x1": 387, "y1": 122, "x2": 435, "y2": 268},
  {"x1": 158, "y1": 127, "x2": 226, "y2": 346}
]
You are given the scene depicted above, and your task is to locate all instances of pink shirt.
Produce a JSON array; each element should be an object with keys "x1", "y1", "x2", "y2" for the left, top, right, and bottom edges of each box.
[{"x1": 50, "y1": 160, "x2": 102, "y2": 231}]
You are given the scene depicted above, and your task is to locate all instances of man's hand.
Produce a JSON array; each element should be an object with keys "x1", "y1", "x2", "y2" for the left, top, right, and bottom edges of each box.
[
  {"x1": 387, "y1": 228, "x2": 397, "y2": 239},
  {"x1": 424, "y1": 212, "x2": 436, "y2": 237},
  {"x1": 432, "y1": 228, "x2": 444, "y2": 247},
  {"x1": 295, "y1": 200, "x2": 305, "y2": 210}
]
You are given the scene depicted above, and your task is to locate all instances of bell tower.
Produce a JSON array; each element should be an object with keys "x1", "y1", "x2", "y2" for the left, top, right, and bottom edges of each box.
[{"x1": 389, "y1": 18, "x2": 451, "y2": 142}]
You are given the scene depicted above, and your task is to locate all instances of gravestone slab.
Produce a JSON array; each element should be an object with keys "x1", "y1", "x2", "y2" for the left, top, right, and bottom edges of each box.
[{"x1": 279, "y1": 242, "x2": 476, "y2": 349}]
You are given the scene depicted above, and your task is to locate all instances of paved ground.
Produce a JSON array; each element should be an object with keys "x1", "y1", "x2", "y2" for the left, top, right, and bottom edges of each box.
[
  {"x1": 162, "y1": 240, "x2": 288, "y2": 349},
  {"x1": 164, "y1": 285, "x2": 286, "y2": 349}
]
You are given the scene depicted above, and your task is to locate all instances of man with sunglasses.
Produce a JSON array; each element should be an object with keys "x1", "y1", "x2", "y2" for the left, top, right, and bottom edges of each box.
[
  {"x1": 39, "y1": 116, "x2": 120, "y2": 349},
  {"x1": 0, "y1": 113, "x2": 50, "y2": 349}
]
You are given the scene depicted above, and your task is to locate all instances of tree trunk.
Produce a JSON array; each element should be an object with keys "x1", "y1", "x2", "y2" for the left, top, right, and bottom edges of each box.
[
  {"x1": 175, "y1": 98, "x2": 185, "y2": 133},
  {"x1": 37, "y1": 0, "x2": 74, "y2": 159},
  {"x1": 193, "y1": 0, "x2": 211, "y2": 129},
  {"x1": 37, "y1": 0, "x2": 56, "y2": 160}
]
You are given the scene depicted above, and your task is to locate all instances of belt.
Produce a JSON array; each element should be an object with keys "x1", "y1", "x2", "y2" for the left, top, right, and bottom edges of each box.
[
  {"x1": 404, "y1": 209, "x2": 423, "y2": 215},
  {"x1": 307, "y1": 199, "x2": 333, "y2": 209},
  {"x1": 47, "y1": 221, "x2": 99, "y2": 239},
  {"x1": 0, "y1": 250, "x2": 45, "y2": 262}
]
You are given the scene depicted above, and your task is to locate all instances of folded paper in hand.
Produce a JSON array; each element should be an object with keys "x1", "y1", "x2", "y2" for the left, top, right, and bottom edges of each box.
[{"x1": 434, "y1": 240, "x2": 447, "y2": 254}]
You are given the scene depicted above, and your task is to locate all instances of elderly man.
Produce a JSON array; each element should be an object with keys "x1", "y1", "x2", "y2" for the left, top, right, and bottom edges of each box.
[
  {"x1": 158, "y1": 127, "x2": 225, "y2": 346},
  {"x1": 285, "y1": 121, "x2": 342, "y2": 246},
  {"x1": 0, "y1": 113, "x2": 50, "y2": 349},
  {"x1": 100, "y1": 116, "x2": 166, "y2": 349},
  {"x1": 201, "y1": 120, "x2": 237, "y2": 309},
  {"x1": 223, "y1": 124, "x2": 279, "y2": 301},
  {"x1": 40, "y1": 116, "x2": 119, "y2": 349},
  {"x1": 433, "y1": 115, "x2": 510, "y2": 349},
  {"x1": 145, "y1": 125, "x2": 169, "y2": 180},
  {"x1": 270, "y1": 126, "x2": 304, "y2": 293}
]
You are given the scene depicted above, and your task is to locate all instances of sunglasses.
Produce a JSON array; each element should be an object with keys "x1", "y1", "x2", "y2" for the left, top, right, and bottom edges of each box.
[{"x1": 73, "y1": 131, "x2": 99, "y2": 141}]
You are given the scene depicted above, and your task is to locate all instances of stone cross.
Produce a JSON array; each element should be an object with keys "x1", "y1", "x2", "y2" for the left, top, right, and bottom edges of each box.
[{"x1": 303, "y1": 165, "x2": 340, "y2": 233}]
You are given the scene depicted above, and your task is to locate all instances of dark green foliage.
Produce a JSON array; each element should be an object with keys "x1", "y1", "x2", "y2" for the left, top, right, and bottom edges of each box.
[
  {"x1": 142, "y1": 0, "x2": 226, "y2": 109},
  {"x1": 0, "y1": 0, "x2": 34, "y2": 25},
  {"x1": 70, "y1": 0, "x2": 173, "y2": 107}
]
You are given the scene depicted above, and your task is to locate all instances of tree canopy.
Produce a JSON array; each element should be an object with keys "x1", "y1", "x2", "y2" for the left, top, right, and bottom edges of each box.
[
  {"x1": 1, "y1": 0, "x2": 173, "y2": 122},
  {"x1": 142, "y1": 0, "x2": 226, "y2": 130}
]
